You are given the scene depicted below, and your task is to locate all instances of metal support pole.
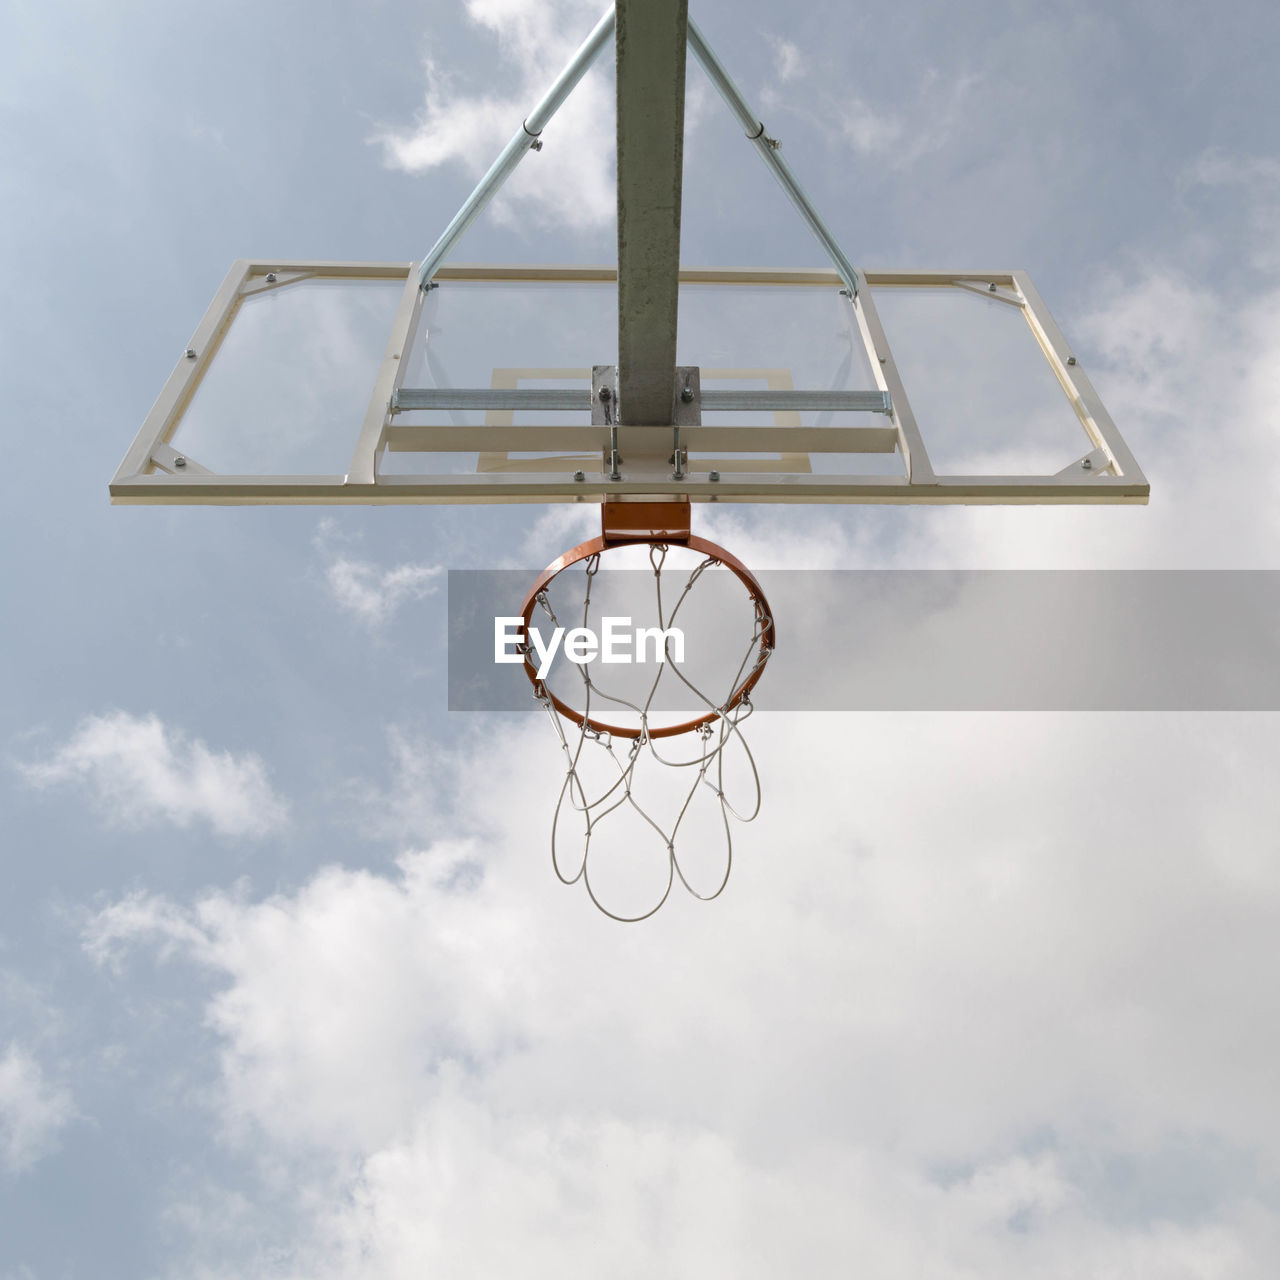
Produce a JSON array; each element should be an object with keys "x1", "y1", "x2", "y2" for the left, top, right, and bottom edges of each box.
[
  {"x1": 686, "y1": 18, "x2": 860, "y2": 296},
  {"x1": 416, "y1": 5, "x2": 616, "y2": 288},
  {"x1": 615, "y1": 0, "x2": 688, "y2": 428}
]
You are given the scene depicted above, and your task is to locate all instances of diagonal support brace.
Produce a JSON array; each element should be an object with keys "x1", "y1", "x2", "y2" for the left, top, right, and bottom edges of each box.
[
  {"x1": 686, "y1": 18, "x2": 860, "y2": 296},
  {"x1": 416, "y1": 5, "x2": 616, "y2": 289}
]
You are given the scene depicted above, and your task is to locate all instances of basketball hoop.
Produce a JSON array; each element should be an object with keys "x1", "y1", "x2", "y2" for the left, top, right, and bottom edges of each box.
[{"x1": 518, "y1": 514, "x2": 774, "y2": 921}]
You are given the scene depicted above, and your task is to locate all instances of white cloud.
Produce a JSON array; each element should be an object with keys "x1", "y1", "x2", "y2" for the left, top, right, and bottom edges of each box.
[
  {"x1": 314, "y1": 1129, "x2": 1278, "y2": 1280},
  {"x1": 323, "y1": 558, "x2": 442, "y2": 629},
  {"x1": 19, "y1": 712, "x2": 288, "y2": 839},
  {"x1": 352, "y1": 728, "x2": 472, "y2": 846},
  {"x1": 839, "y1": 95, "x2": 904, "y2": 156},
  {"x1": 374, "y1": 0, "x2": 617, "y2": 233},
  {"x1": 769, "y1": 37, "x2": 805, "y2": 84},
  {"x1": 770, "y1": 64, "x2": 978, "y2": 167},
  {"x1": 1182, "y1": 148, "x2": 1280, "y2": 272},
  {"x1": 90, "y1": 703, "x2": 1280, "y2": 1273},
  {"x1": 313, "y1": 519, "x2": 442, "y2": 629},
  {"x1": 87, "y1": 842, "x2": 530, "y2": 1154},
  {"x1": 749, "y1": 53, "x2": 986, "y2": 191},
  {"x1": 83, "y1": 889, "x2": 216, "y2": 971},
  {"x1": 0, "y1": 1043, "x2": 73, "y2": 1173},
  {"x1": 71, "y1": 129, "x2": 1280, "y2": 1275},
  {"x1": 754, "y1": 48, "x2": 912, "y2": 160},
  {"x1": 1183, "y1": 149, "x2": 1280, "y2": 191},
  {"x1": 514, "y1": 502, "x2": 600, "y2": 566}
]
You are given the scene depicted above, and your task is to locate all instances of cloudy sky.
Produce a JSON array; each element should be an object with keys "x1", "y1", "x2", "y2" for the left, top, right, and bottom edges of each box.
[{"x1": 4, "y1": 0, "x2": 1280, "y2": 1274}]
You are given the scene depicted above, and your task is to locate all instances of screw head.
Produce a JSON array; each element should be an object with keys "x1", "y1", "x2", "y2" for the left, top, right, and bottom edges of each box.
[
  {"x1": 185, "y1": 348, "x2": 197, "y2": 359},
  {"x1": 173, "y1": 455, "x2": 187, "y2": 468},
  {"x1": 988, "y1": 282, "x2": 998, "y2": 292},
  {"x1": 708, "y1": 470, "x2": 721, "y2": 482},
  {"x1": 573, "y1": 470, "x2": 585, "y2": 482},
  {"x1": 1066, "y1": 355, "x2": 1077, "y2": 366},
  {"x1": 598, "y1": 386, "x2": 612, "y2": 401},
  {"x1": 1081, "y1": 457, "x2": 1093, "y2": 470},
  {"x1": 265, "y1": 272, "x2": 278, "y2": 283},
  {"x1": 680, "y1": 387, "x2": 694, "y2": 403}
]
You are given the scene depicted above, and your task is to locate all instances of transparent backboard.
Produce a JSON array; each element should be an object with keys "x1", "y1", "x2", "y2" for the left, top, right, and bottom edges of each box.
[{"x1": 112, "y1": 260, "x2": 1147, "y2": 505}]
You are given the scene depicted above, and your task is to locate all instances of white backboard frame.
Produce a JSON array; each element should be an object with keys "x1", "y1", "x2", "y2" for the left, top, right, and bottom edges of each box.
[{"x1": 111, "y1": 260, "x2": 1148, "y2": 506}]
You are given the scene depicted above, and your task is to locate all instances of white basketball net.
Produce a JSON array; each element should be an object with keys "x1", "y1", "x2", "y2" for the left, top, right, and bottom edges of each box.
[{"x1": 529, "y1": 544, "x2": 772, "y2": 921}]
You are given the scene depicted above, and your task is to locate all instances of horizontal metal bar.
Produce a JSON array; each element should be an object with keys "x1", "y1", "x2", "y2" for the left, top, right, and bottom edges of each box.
[
  {"x1": 703, "y1": 389, "x2": 890, "y2": 413},
  {"x1": 394, "y1": 388, "x2": 590, "y2": 411},
  {"x1": 472, "y1": 454, "x2": 819, "y2": 473},
  {"x1": 392, "y1": 387, "x2": 891, "y2": 413},
  {"x1": 430, "y1": 263, "x2": 857, "y2": 285},
  {"x1": 111, "y1": 471, "x2": 1149, "y2": 506},
  {"x1": 384, "y1": 423, "x2": 900, "y2": 453},
  {"x1": 243, "y1": 260, "x2": 414, "y2": 279},
  {"x1": 224, "y1": 260, "x2": 1027, "y2": 289}
]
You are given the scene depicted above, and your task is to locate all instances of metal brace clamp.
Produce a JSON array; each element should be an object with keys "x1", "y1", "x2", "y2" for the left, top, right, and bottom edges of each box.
[{"x1": 592, "y1": 367, "x2": 621, "y2": 482}]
